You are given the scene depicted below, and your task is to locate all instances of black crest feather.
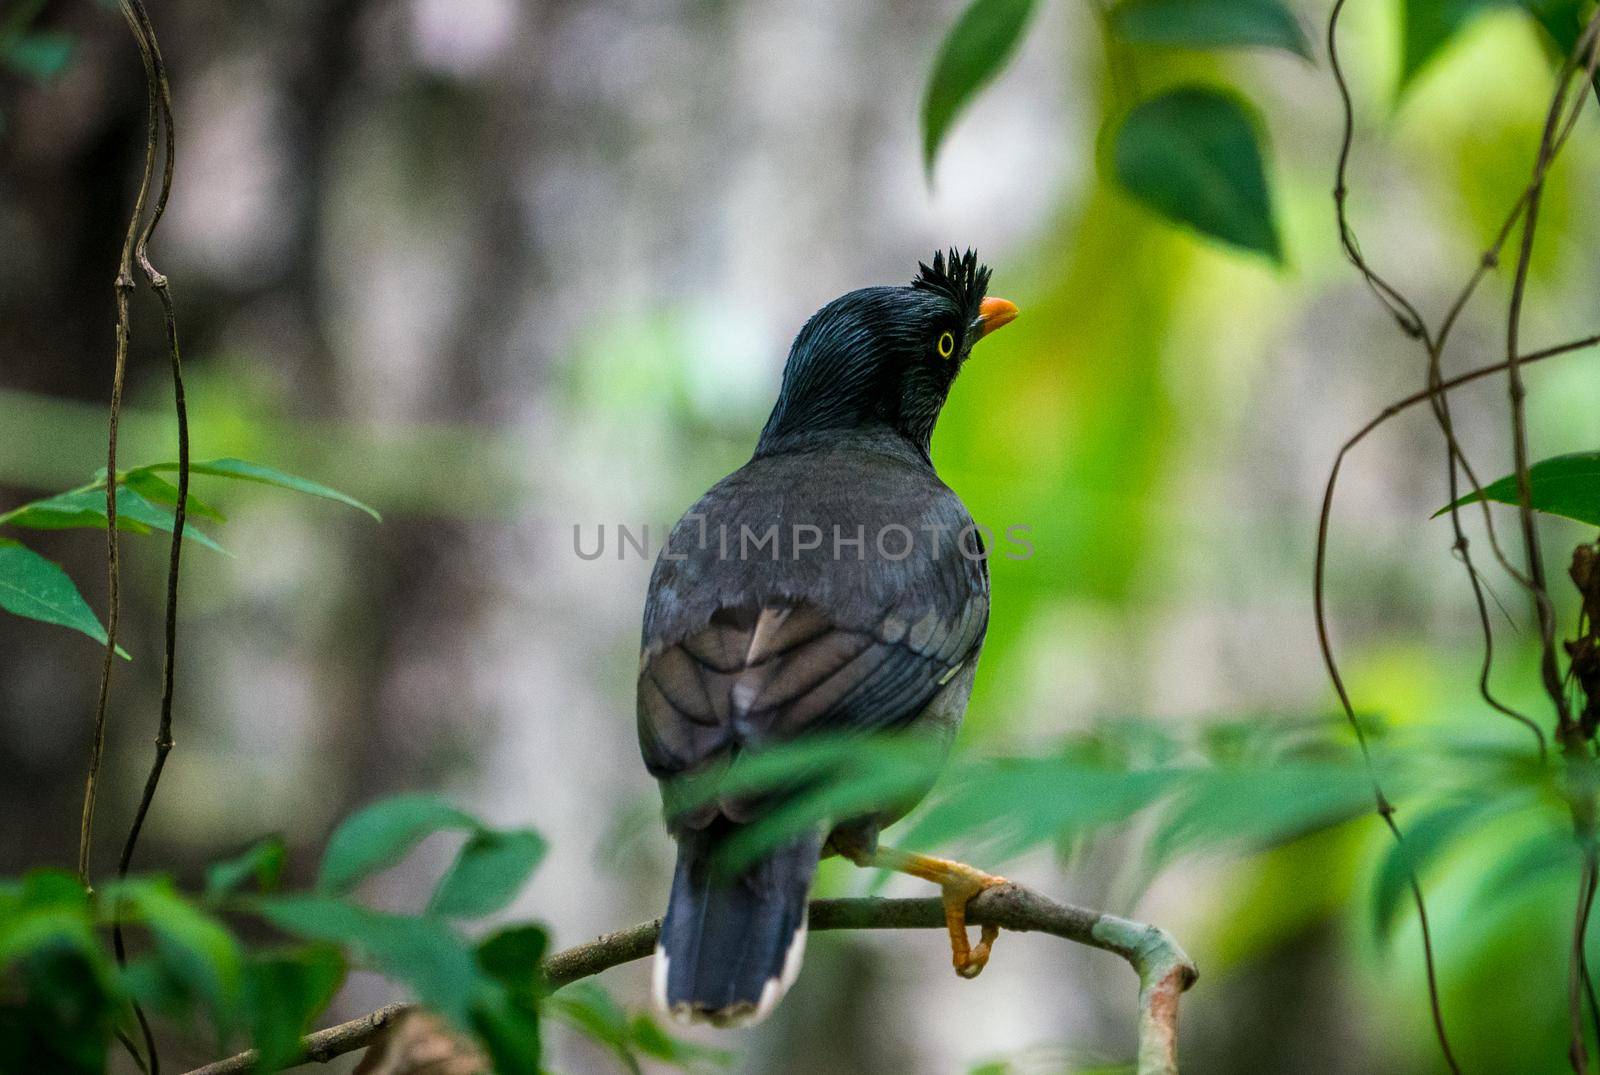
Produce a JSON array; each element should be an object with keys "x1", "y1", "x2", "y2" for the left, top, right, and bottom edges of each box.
[{"x1": 911, "y1": 248, "x2": 991, "y2": 328}]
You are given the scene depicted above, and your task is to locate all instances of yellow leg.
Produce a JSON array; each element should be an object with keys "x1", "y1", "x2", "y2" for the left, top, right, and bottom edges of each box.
[{"x1": 846, "y1": 845, "x2": 1006, "y2": 978}]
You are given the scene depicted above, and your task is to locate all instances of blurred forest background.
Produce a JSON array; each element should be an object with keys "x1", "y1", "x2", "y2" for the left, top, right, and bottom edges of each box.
[{"x1": 6, "y1": 0, "x2": 1600, "y2": 1071}]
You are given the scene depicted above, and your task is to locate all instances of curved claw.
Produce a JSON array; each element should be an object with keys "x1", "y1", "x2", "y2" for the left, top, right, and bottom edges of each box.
[
  {"x1": 845, "y1": 844, "x2": 1008, "y2": 980},
  {"x1": 941, "y1": 872, "x2": 1007, "y2": 978}
]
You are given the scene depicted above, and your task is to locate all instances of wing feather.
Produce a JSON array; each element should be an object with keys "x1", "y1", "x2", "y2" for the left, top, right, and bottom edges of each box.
[{"x1": 637, "y1": 591, "x2": 986, "y2": 780}]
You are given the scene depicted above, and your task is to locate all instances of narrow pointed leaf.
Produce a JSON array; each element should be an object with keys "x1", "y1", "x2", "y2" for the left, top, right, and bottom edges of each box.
[
  {"x1": 1473, "y1": 827, "x2": 1583, "y2": 908},
  {"x1": 1112, "y1": 87, "x2": 1282, "y2": 260},
  {"x1": 1437, "y1": 452, "x2": 1600, "y2": 528},
  {"x1": 2, "y1": 487, "x2": 227, "y2": 554},
  {"x1": 123, "y1": 469, "x2": 226, "y2": 522},
  {"x1": 627, "y1": 1011, "x2": 734, "y2": 1068},
  {"x1": 147, "y1": 458, "x2": 380, "y2": 521},
  {"x1": 921, "y1": 0, "x2": 1038, "y2": 177},
  {"x1": 0, "y1": 540, "x2": 127, "y2": 657},
  {"x1": 1372, "y1": 797, "x2": 1500, "y2": 937}
]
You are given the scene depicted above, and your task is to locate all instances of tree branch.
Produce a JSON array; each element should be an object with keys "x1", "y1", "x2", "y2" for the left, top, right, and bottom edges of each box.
[{"x1": 184, "y1": 884, "x2": 1197, "y2": 1075}]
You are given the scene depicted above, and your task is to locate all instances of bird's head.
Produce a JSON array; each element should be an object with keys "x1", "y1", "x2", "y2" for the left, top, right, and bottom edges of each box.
[{"x1": 756, "y1": 249, "x2": 1018, "y2": 458}]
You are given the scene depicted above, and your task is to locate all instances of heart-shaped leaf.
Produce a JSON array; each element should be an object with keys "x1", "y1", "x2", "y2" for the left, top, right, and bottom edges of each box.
[{"x1": 1112, "y1": 86, "x2": 1282, "y2": 260}]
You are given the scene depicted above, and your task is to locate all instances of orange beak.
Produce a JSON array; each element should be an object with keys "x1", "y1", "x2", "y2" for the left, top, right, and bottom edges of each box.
[{"x1": 977, "y1": 297, "x2": 1019, "y2": 338}]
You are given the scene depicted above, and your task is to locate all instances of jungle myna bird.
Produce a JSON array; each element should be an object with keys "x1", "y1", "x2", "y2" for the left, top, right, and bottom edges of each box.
[{"x1": 637, "y1": 250, "x2": 1018, "y2": 1027}]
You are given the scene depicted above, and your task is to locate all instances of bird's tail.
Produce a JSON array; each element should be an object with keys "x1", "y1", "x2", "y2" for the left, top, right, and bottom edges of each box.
[{"x1": 653, "y1": 826, "x2": 822, "y2": 1027}]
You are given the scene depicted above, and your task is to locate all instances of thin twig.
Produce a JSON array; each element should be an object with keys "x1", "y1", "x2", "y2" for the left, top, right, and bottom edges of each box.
[
  {"x1": 1324, "y1": 2, "x2": 1462, "y2": 1063},
  {"x1": 1573, "y1": 850, "x2": 1599, "y2": 1072},
  {"x1": 77, "y1": 3, "x2": 170, "y2": 1070},
  {"x1": 88, "y1": 4, "x2": 187, "y2": 1072},
  {"x1": 1328, "y1": 0, "x2": 1428, "y2": 343},
  {"x1": 112, "y1": 0, "x2": 184, "y2": 902},
  {"x1": 78, "y1": 0, "x2": 165, "y2": 896},
  {"x1": 1503, "y1": 18, "x2": 1599, "y2": 753},
  {"x1": 183, "y1": 887, "x2": 1198, "y2": 1075}
]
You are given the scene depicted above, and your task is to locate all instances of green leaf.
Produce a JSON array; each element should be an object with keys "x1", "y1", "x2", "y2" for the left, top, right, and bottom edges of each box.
[
  {"x1": 548, "y1": 983, "x2": 726, "y2": 1072},
  {"x1": 116, "y1": 878, "x2": 244, "y2": 1019},
  {"x1": 0, "y1": 870, "x2": 118, "y2": 1069},
  {"x1": 0, "y1": 540, "x2": 126, "y2": 656},
  {"x1": 3, "y1": 31, "x2": 73, "y2": 80},
  {"x1": 1400, "y1": 0, "x2": 1498, "y2": 87},
  {"x1": 921, "y1": 0, "x2": 1038, "y2": 177},
  {"x1": 3, "y1": 487, "x2": 227, "y2": 554},
  {"x1": 123, "y1": 469, "x2": 226, "y2": 522},
  {"x1": 0, "y1": 941, "x2": 116, "y2": 1074},
  {"x1": 904, "y1": 757, "x2": 1182, "y2": 861},
  {"x1": 1147, "y1": 761, "x2": 1375, "y2": 868},
  {"x1": 1371, "y1": 797, "x2": 1500, "y2": 936},
  {"x1": 1112, "y1": 86, "x2": 1282, "y2": 260},
  {"x1": 1521, "y1": 0, "x2": 1584, "y2": 52},
  {"x1": 317, "y1": 794, "x2": 476, "y2": 894},
  {"x1": 1108, "y1": 0, "x2": 1311, "y2": 58},
  {"x1": 1472, "y1": 826, "x2": 1583, "y2": 909},
  {"x1": 205, "y1": 837, "x2": 287, "y2": 900},
  {"x1": 473, "y1": 927, "x2": 548, "y2": 1075},
  {"x1": 146, "y1": 458, "x2": 381, "y2": 521},
  {"x1": 477, "y1": 924, "x2": 548, "y2": 1000},
  {"x1": 1437, "y1": 452, "x2": 1600, "y2": 528},
  {"x1": 683, "y1": 738, "x2": 947, "y2": 874},
  {"x1": 548, "y1": 981, "x2": 631, "y2": 1057},
  {"x1": 0, "y1": 870, "x2": 100, "y2": 968},
  {"x1": 430, "y1": 830, "x2": 547, "y2": 920},
  {"x1": 242, "y1": 946, "x2": 346, "y2": 1071},
  {"x1": 473, "y1": 986, "x2": 542, "y2": 1075},
  {"x1": 255, "y1": 896, "x2": 478, "y2": 1024}
]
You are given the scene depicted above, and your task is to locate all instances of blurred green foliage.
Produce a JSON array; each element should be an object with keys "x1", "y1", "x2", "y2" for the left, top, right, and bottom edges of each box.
[{"x1": 0, "y1": 795, "x2": 708, "y2": 1075}]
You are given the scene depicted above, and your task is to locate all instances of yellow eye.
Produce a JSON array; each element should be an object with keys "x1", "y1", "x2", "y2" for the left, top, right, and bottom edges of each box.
[{"x1": 936, "y1": 331, "x2": 956, "y2": 359}]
